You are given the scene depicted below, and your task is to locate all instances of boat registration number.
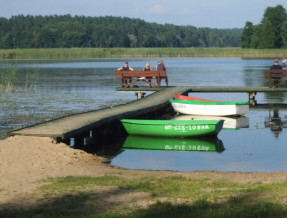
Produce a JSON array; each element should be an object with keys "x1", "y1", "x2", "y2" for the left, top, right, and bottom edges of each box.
[{"x1": 164, "y1": 125, "x2": 210, "y2": 131}]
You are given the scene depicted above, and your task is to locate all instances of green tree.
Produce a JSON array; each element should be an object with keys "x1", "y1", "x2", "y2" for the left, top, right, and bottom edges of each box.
[
  {"x1": 261, "y1": 5, "x2": 287, "y2": 48},
  {"x1": 250, "y1": 25, "x2": 263, "y2": 48},
  {"x1": 281, "y1": 22, "x2": 287, "y2": 48},
  {"x1": 261, "y1": 20, "x2": 276, "y2": 48},
  {"x1": 127, "y1": 34, "x2": 137, "y2": 47},
  {"x1": 0, "y1": 15, "x2": 242, "y2": 49},
  {"x1": 241, "y1": 22, "x2": 254, "y2": 48}
]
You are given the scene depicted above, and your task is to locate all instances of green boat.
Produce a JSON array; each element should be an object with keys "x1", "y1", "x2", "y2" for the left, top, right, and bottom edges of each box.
[
  {"x1": 122, "y1": 135, "x2": 225, "y2": 152},
  {"x1": 120, "y1": 119, "x2": 224, "y2": 137}
]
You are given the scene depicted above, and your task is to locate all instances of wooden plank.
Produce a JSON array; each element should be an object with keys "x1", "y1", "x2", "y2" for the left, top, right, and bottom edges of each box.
[
  {"x1": 117, "y1": 86, "x2": 287, "y2": 93},
  {"x1": 115, "y1": 71, "x2": 166, "y2": 77},
  {"x1": 9, "y1": 85, "x2": 287, "y2": 140},
  {"x1": 8, "y1": 87, "x2": 190, "y2": 139}
]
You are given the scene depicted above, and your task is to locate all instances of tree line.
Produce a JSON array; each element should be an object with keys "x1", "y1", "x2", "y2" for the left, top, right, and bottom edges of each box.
[
  {"x1": 241, "y1": 5, "x2": 287, "y2": 49},
  {"x1": 0, "y1": 15, "x2": 242, "y2": 49}
]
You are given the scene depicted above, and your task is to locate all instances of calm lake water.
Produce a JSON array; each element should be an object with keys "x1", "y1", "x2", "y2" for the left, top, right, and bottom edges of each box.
[{"x1": 1, "y1": 57, "x2": 287, "y2": 172}]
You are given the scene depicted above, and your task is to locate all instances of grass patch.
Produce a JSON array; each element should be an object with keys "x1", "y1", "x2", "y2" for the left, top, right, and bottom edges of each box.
[
  {"x1": 2, "y1": 175, "x2": 287, "y2": 217},
  {"x1": 39, "y1": 175, "x2": 286, "y2": 201},
  {"x1": 2, "y1": 200, "x2": 287, "y2": 218},
  {"x1": 123, "y1": 200, "x2": 287, "y2": 218},
  {"x1": 1, "y1": 47, "x2": 287, "y2": 59},
  {"x1": 39, "y1": 175, "x2": 126, "y2": 195}
]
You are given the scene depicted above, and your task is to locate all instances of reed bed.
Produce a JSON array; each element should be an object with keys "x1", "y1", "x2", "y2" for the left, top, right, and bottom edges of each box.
[
  {"x1": 1, "y1": 47, "x2": 287, "y2": 59},
  {"x1": 0, "y1": 67, "x2": 17, "y2": 95}
]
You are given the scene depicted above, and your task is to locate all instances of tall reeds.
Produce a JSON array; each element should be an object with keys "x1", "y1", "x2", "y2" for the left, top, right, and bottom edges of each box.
[
  {"x1": 24, "y1": 70, "x2": 38, "y2": 91},
  {"x1": 0, "y1": 66, "x2": 17, "y2": 95},
  {"x1": 0, "y1": 66, "x2": 38, "y2": 96},
  {"x1": 1, "y1": 47, "x2": 287, "y2": 59}
]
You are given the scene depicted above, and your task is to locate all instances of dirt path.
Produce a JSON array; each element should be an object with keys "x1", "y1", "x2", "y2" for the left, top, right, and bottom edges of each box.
[{"x1": 1, "y1": 136, "x2": 287, "y2": 208}]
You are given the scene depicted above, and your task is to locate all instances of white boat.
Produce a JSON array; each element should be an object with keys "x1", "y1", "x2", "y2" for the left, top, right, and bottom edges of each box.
[
  {"x1": 170, "y1": 99, "x2": 249, "y2": 116},
  {"x1": 174, "y1": 115, "x2": 249, "y2": 130}
]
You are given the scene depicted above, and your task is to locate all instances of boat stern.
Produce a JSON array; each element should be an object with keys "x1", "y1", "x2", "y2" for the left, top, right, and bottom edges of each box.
[{"x1": 215, "y1": 120, "x2": 225, "y2": 135}]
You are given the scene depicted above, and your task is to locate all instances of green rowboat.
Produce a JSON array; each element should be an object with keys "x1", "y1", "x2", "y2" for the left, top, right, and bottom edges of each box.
[
  {"x1": 120, "y1": 119, "x2": 224, "y2": 137},
  {"x1": 122, "y1": 135, "x2": 225, "y2": 152}
]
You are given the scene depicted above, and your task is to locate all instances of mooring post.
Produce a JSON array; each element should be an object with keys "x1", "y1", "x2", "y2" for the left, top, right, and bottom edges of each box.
[
  {"x1": 135, "y1": 92, "x2": 145, "y2": 99},
  {"x1": 248, "y1": 92, "x2": 257, "y2": 106}
]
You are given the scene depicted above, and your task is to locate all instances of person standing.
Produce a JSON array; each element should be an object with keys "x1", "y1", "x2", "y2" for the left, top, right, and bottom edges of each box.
[
  {"x1": 156, "y1": 60, "x2": 166, "y2": 71},
  {"x1": 156, "y1": 60, "x2": 168, "y2": 87}
]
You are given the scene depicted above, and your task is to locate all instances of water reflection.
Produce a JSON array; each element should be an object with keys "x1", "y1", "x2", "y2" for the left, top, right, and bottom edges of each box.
[
  {"x1": 122, "y1": 135, "x2": 225, "y2": 153},
  {"x1": 70, "y1": 134, "x2": 125, "y2": 159},
  {"x1": 174, "y1": 115, "x2": 249, "y2": 130},
  {"x1": 264, "y1": 92, "x2": 287, "y2": 103},
  {"x1": 264, "y1": 109, "x2": 287, "y2": 138}
]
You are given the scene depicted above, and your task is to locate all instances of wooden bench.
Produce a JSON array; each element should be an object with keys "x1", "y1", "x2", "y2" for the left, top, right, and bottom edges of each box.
[
  {"x1": 264, "y1": 69, "x2": 287, "y2": 87},
  {"x1": 115, "y1": 70, "x2": 168, "y2": 88}
]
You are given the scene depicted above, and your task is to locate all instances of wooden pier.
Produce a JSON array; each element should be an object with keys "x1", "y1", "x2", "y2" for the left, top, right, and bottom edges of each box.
[
  {"x1": 9, "y1": 86, "x2": 287, "y2": 142},
  {"x1": 116, "y1": 86, "x2": 287, "y2": 94},
  {"x1": 9, "y1": 87, "x2": 190, "y2": 142},
  {"x1": 117, "y1": 86, "x2": 287, "y2": 105}
]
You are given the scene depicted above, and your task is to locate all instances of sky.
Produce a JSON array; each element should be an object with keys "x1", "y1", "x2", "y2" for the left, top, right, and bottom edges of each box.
[{"x1": 1, "y1": 0, "x2": 287, "y2": 28}]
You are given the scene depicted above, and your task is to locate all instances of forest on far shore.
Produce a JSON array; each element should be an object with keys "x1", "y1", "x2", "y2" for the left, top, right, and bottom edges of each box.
[{"x1": 0, "y1": 15, "x2": 241, "y2": 49}]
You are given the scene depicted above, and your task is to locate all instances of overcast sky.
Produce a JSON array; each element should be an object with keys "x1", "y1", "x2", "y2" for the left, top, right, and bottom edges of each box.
[{"x1": 1, "y1": 0, "x2": 287, "y2": 28}]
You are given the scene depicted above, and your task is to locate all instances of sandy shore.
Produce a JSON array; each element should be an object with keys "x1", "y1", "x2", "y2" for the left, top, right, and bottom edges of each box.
[{"x1": 1, "y1": 135, "x2": 287, "y2": 208}]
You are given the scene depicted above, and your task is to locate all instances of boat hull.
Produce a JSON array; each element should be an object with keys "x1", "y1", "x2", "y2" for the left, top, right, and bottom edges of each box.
[
  {"x1": 174, "y1": 94, "x2": 219, "y2": 102},
  {"x1": 170, "y1": 99, "x2": 249, "y2": 116},
  {"x1": 121, "y1": 119, "x2": 224, "y2": 137},
  {"x1": 174, "y1": 115, "x2": 249, "y2": 130}
]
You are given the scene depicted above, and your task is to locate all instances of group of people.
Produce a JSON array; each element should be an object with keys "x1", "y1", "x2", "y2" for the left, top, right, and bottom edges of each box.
[
  {"x1": 270, "y1": 58, "x2": 287, "y2": 70},
  {"x1": 117, "y1": 60, "x2": 167, "y2": 87},
  {"x1": 117, "y1": 60, "x2": 166, "y2": 72}
]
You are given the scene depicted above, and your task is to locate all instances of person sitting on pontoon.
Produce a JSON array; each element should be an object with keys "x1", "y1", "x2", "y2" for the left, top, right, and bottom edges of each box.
[
  {"x1": 117, "y1": 61, "x2": 134, "y2": 86},
  {"x1": 142, "y1": 62, "x2": 153, "y2": 86}
]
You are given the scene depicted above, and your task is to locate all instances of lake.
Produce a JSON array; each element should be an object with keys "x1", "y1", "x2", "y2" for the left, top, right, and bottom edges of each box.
[{"x1": 1, "y1": 57, "x2": 287, "y2": 172}]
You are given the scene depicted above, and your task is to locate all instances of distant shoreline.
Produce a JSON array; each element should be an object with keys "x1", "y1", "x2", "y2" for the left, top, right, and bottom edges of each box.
[{"x1": 1, "y1": 47, "x2": 287, "y2": 59}]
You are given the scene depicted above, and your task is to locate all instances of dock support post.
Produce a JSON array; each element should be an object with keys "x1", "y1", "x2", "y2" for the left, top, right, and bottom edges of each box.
[
  {"x1": 52, "y1": 137, "x2": 61, "y2": 144},
  {"x1": 135, "y1": 92, "x2": 145, "y2": 99},
  {"x1": 74, "y1": 137, "x2": 85, "y2": 148},
  {"x1": 73, "y1": 132, "x2": 90, "y2": 148},
  {"x1": 248, "y1": 92, "x2": 257, "y2": 106}
]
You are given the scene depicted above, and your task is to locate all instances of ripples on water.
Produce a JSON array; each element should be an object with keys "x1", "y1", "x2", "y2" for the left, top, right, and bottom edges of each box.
[{"x1": 1, "y1": 57, "x2": 287, "y2": 172}]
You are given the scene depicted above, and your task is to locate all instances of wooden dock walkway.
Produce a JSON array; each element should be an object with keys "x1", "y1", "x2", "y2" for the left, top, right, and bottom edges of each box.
[
  {"x1": 116, "y1": 86, "x2": 287, "y2": 94},
  {"x1": 9, "y1": 87, "x2": 190, "y2": 141},
  {"x1": 117, "y1": 86, "x2": 287, "y2": 104},
  {"x1": 9, "y1": 86, "x2": 287, "y2": 141}
]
